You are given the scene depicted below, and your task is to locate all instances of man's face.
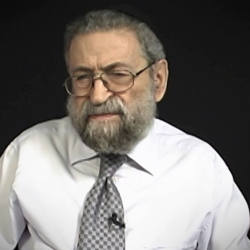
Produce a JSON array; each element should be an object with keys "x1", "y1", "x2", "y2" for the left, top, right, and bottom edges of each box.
[{"x1": 66, "y1": 30, "x2": 158, "y2": 154}]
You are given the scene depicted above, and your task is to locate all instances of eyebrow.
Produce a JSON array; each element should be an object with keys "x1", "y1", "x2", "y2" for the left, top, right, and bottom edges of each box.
[{"x1": 71, "y1": 62, "x2": 133, "y2": 74}]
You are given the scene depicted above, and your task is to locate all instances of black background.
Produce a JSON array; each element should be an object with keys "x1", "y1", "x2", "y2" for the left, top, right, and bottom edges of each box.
[{"x1": 1, "y1": 0, "x2": 249, "y2": 238}]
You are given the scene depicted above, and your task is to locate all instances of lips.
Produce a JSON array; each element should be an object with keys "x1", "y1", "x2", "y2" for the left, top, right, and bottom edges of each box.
[{"x1": 88, "y1": 113, "x2": 119, "y2": 120}]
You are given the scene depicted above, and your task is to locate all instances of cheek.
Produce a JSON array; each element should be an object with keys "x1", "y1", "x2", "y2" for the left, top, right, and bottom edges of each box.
[
  {"x1": 133, "y1": 77, "x2": 154, "y2": 95},
  {"x1": 114, "y1": 93, "x2": 129, "y2": 106},
  {"x1": 116, "y1": 88, "x2": 148, "y2": 106},
  {"x1": 75, "y1": 97, "x2": 87, "y2": 108},
  {"x1": 130, "y1": 83, "x2": 154, "y2": 101},
  {"x1": 114, "y1": 77, "x2": 149, "y2": 103}
]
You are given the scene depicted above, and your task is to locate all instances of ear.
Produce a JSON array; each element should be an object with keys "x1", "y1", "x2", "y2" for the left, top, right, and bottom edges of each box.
[{"x1": 152, "y1": 59, "x2": 169, "y2": 102}]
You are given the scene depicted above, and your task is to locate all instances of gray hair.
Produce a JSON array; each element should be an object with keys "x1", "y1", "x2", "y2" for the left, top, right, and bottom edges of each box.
[{"x1": 64, "y1": 9, "x2": 165, "y2": 66}]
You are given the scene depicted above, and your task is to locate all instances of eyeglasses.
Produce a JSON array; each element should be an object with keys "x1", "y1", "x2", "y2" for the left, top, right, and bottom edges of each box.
[{"x1": 64, "y1": 62, "x2": 155, "y2": 97}]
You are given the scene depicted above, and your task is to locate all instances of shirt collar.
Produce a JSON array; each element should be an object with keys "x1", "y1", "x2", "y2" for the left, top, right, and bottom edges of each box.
[
  {"x1": 127, "y1": 120, "x2": 158, "y2": 176},
  {"x1": 70, "y1": 134, "x2": 98, "y2": 165},
  {"x1": 69, "y1": 118, "x2": 158, "y2": 176}
]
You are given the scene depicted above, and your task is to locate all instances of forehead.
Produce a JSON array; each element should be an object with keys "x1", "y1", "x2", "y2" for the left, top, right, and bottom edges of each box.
[{"x1": 68, "y1": 29, "x2": 144, "y2": 70}]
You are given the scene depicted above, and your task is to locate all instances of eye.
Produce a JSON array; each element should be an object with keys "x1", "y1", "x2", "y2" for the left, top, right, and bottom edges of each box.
[
  {"x1": 76, "y1": 74, "x2": 91, "y2": 81},
  {"x1": 108, "y1": 71, "x2": 131, "y2": 77}
]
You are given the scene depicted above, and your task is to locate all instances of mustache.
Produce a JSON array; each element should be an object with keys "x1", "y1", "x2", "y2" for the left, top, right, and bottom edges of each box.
[{"x1": 82, "y1": 97, "x2": 126, "y2": 117}]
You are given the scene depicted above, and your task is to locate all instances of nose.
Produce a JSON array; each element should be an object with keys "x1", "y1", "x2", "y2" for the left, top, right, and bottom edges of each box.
[{"x1": 89, "y1": 78, "x2": 113, "y2": 105}]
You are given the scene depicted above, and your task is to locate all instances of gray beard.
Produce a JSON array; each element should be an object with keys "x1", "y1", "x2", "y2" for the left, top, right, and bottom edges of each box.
[{"x1": 67, "y1": 88, "x2": 157, "y2": 154}]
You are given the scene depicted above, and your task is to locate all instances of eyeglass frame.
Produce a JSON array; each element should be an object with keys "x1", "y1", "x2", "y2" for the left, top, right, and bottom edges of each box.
[{"x1": 63, "y1": 61, "x2": 155, "y2": 97}]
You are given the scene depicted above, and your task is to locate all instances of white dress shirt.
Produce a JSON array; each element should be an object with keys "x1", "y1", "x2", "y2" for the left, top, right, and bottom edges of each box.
[{"x1": 0, "y1": 117, "x2": 249, "y2": 250}]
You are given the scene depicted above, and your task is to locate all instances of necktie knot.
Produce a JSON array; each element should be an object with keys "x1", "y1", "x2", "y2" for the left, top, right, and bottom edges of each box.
[{"x1": 99, "y1": 154, "x2": 127, "y2": 179}]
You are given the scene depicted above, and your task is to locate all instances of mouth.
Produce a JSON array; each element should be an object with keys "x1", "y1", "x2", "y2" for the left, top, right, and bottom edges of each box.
[{"x1": 88, "y1": 113, "x2": 120, "y2": 120}]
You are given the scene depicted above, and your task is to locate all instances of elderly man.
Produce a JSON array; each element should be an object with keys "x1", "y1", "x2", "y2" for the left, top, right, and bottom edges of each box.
[{"x1": 0, "y1": 9, "x2": 249, "y2": 250}]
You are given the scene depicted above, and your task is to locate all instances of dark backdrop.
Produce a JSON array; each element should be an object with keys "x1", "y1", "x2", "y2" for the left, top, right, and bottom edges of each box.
[{"x1": 1, "y1": 0, "x2": 249, "y2": 237}]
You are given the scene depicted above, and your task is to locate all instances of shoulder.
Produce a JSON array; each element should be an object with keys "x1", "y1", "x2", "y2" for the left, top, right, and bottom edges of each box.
[
  {"x1": 2, "y1": 116, "x2": 76, "y2": 157},
  {"x1": 153, "y1": 118, "x2": 211, "y2": 148},
  {"x1": 15, "y1": 116, "x2": 71, "y2": 141},
  {"x1": 153, "y1": 118, "x2": 223, "y2": 166}
]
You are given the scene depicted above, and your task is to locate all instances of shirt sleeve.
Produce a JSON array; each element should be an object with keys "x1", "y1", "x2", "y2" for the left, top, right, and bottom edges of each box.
[
  {"x1": 0, "y1": 142, "x2": 26, "y2": 250},
  {"x1": 199, "y1": 153, "x2": 250, "y2": 249}
]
